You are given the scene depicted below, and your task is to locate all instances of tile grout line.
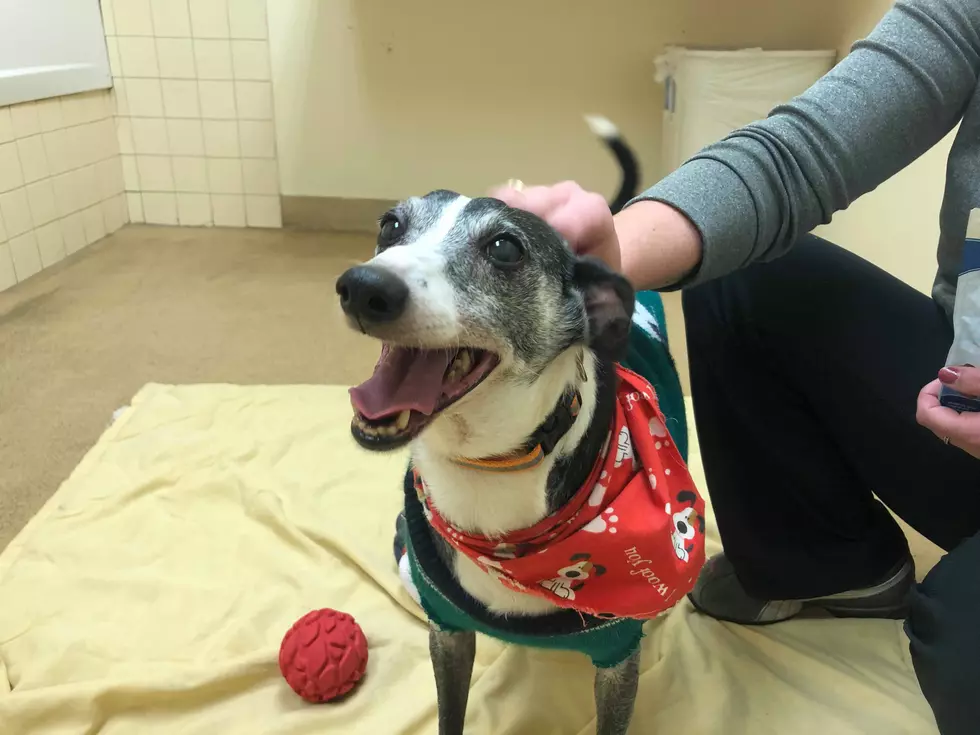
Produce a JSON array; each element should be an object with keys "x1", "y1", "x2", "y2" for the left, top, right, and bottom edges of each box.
[
  {"x1": 121, "y1": 152, "x2": 276, "y2": 160},
  {"x1": 5, "y1": 108, "x2": 43, "y2": 278},
  {"x1": 216, "y1": 0, "x2": 238, "y2": 226},
  {"x1": 109, "y1": 34, "x2": 269, "y2": 41},
  {"x1": 0, "y1": 92, "x2": 130, "y2": 281},
  {"x1": 107, "y1": 74, "x2": 273, "y2": 83},
  {"x1": 183, "y1": 0, "x2": 212, "y2": 226},
  {"x1": 6, "y1": 103, "x2": 124, "y2": 215},
  {"x1": 4, "y1": 115, "x2": 116, "y2": 143},
  {"x1": 142, "y1": 0, "x2": 171, "y2": 223},
  {"x1": 118, "y1": 114, "x2": 275, "y2": 123}
]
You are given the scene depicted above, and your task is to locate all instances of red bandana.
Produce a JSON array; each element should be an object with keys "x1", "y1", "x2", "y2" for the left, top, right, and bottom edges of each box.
[{"x1": 414, "y1": 366, "x2": 706, "y2": 620}]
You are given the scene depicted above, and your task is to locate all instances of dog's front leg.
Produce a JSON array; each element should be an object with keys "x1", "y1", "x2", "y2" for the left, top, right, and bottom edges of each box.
[
  {"x1": 594, "y1": 649, "x2": 640, "y2": 735},
  {"x1": 429, "y1": 624, "x2": 476, "y2": 735}
]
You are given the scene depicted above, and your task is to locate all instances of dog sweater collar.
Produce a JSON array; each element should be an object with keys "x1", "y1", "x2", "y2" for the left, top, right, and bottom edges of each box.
[
  {"x1": 449, "y1": 391, "x2": 581, "y2": 472},
  {"x1": 413, "y1": 365, "x2": 707, "y2": 620}
]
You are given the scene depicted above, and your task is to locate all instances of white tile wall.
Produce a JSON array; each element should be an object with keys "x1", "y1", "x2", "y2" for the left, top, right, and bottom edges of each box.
[
  {"x1": 0, "y1": 1, "x2": 281, "y2": 294},
  {"x1": 104, "y1": 0, "x2": 281, "y2": 229},
  {"x1": 0, "y1": 90, "x2": 127, "y2": 293}
]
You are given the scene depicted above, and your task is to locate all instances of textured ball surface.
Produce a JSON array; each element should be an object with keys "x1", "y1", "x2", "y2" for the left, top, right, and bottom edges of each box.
[{"x1": 279, "y1": 608, "x2": 368, "y2": 703}]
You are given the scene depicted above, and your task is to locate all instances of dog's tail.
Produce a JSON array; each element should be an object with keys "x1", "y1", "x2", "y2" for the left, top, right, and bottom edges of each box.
[{"x1": 584, "y1": 115, "x2": 640, "y2": 215}]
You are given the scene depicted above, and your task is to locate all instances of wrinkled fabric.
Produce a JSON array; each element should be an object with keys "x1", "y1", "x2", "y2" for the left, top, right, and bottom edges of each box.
[{"x1": 0, "y1": 384, "x2": 940, "y2": 734}]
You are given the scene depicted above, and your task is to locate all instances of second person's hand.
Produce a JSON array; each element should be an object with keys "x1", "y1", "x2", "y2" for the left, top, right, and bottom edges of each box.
[{"x1": 917, "y1": 366, "x2": 980, "y2": 459}]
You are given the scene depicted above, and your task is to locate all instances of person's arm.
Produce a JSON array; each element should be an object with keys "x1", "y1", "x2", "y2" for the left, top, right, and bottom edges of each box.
[
  {"x1": 627, "y1": 0, "x2": 980, "y2": 291},
  {"x1": 614, "y1": 201, "x2": 702, "y2": 290}
]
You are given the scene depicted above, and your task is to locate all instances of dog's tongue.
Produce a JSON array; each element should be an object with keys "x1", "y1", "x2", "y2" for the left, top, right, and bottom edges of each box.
[{"x1": 350, "y1": 346, "x2": 454, "y2": 420}]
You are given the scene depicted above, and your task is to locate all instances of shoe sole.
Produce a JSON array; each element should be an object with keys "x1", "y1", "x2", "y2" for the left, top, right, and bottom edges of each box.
[
  {"x1": 687, "y1": 563, "x2": 914, "y2": 625},
  {"x1": 688, "y1": 594, "x2": 910, "y2": 625},
  {"x1": 819, "y1": 598, "x2": 910, "y2": 620}
]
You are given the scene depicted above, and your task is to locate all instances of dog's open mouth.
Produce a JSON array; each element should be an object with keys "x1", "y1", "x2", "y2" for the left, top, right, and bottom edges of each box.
[{"x1": 349, "y1": 345, "x2": 499, "y2": 450}]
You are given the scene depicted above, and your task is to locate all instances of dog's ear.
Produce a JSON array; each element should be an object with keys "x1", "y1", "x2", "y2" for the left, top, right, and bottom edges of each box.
[
  {"x1": 695, "y1": 513, "x2": 705, "y2": 534},
  {"x1": 677, "y1": 490, "x2": 698, "y2": 507},
  {"x1": 593, "y1": 564, "x2": 607, "y2": 576},
  {"x1": 570, "y1": 552, "x2": 591, "y2": 562},
  {"x1": 572, "y1": 256, "x2": 635, "y2": 360}
]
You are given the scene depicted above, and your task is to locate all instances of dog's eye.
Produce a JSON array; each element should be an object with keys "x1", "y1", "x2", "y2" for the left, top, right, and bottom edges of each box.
[
  {"x1": 378, "y1": 215, "x2": 403, "y2": 247},
  {"x1": 485, "y1": 236, "x2": 524, "y2": 269}
]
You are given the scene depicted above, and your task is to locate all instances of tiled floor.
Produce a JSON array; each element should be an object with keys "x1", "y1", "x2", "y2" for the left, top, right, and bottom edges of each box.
[{"x1": 0, "y1": 223, "x2": 377, "y2": 552}]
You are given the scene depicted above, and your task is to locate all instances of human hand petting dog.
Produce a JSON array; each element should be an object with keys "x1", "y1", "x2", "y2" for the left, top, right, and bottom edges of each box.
[
  {"x1": 490, "y1": 180, "x2": 703, "y2": 290},
  {"x1": 917, "y1": 366, "x2": 980, "y2": 458},
  {"x1": 489, "y1": 181, "x2": 623, "y2": 273}
]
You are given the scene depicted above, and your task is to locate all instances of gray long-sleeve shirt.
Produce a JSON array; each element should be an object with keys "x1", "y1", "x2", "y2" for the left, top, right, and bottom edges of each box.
[{"x1": 638, "y1": 0, "x2": 980, "y2": 317}]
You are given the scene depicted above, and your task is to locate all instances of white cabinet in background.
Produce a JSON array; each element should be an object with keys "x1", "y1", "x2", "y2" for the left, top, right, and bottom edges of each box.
[
  {"x1": 656, "y1": 47, "x2": 836, "y2": 173},
  {"x1": 0, "y1": 0, "x2": 111, "y2": 107}
]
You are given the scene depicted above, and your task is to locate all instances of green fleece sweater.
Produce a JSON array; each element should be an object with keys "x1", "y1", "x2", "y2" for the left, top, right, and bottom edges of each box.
[{"x1": 405, "y1": 290, "x2": 683, "y2": 669}]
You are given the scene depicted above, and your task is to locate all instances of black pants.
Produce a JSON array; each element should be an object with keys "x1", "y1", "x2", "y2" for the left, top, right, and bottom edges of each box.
[{"x1": 682, "y1": 236, "x2": 980, "y2": 735}]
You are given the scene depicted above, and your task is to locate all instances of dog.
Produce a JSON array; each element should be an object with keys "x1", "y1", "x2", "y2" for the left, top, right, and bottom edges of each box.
[
  {"x1": 336, "y1": 117, "x2": 705, "y2": 735},
  {"x1": 667, "y1": 490, "x2": 706, "y2": 563},
  {"x1": 540, "y1": 552, "x2": 607, "y2": 600}
]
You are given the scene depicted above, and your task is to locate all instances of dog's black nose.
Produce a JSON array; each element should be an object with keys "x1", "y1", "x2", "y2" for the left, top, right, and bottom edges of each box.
[{"x1": 336, "y1": 265, "x2": 409, "y2": 323}]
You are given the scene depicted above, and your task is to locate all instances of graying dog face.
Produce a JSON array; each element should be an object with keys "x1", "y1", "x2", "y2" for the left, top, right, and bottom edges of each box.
[
  {"x1": 355, "y1": 189, "x2": 630, "y2": 376},
  {"x1": 337, "y1": 188, "x2": 634, "y2": 451}
]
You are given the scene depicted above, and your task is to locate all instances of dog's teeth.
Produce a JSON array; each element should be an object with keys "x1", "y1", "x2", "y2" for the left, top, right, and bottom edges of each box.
[
  {"x1": 446, "y1": 350, "x2": 472, "y2": 384},
  {"x1": 445, "y1": 359, "x2": 461, "y2": 383},
  {"x1": 354, "y1": 415, "x2": 380, "y2": 436},
  {"x1": 395, "y1": 410, "x2": 411, "y2": 430}
]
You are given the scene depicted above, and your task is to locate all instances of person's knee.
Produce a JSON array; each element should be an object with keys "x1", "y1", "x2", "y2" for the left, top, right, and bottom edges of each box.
[
  {"x1": 681, "y1": 234, "x2": 833, "y2": 340},
  {"x1": 906, "y1": 534, "x2": 980, "y2": 734},
  {"x1": 680, "y1": 279, "x2": 725, "y2": 342},
  {"x1": 681, "y1": 267, "x2": 754, "y2": 346}
]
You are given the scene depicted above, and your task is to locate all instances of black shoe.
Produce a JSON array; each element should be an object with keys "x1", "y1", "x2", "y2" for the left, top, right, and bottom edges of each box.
[{"x1": 688, "y1": 553, "x2": 915, "y2": 625}]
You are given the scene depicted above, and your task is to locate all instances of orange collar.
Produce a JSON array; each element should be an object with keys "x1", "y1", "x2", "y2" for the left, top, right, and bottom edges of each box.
[{"x1": 450, "y1": 392, "x2": 581, "y2": 473}]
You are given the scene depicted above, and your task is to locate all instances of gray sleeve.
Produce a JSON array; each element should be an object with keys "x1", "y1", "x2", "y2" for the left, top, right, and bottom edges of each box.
[{"x1": 634, "y1": 0, "x2": 980, "y2": 289}]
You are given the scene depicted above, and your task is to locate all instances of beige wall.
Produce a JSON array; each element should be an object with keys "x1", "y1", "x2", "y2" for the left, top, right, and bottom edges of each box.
[
  {"x1": 269, "y1": 0, "x2": 848, "y2": 202},
  {"x1": 813, "y1": 0, "x2": 951, "y2": 294}
]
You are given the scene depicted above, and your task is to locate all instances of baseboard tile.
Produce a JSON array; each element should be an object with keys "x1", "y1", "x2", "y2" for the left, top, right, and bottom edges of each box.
[{"x1": 282, "y1": 196, "x2": 396, "y2": 233}]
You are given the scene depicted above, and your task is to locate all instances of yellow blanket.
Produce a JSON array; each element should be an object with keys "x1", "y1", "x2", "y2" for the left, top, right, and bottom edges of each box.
[{"x1": 0, "y1": 384, "x2": 940, "y2": 734}]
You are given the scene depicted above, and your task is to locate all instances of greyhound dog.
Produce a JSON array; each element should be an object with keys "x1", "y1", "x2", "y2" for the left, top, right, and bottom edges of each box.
[{"x1": 336, "y1": 118, "x2": 705, "y2": 734}]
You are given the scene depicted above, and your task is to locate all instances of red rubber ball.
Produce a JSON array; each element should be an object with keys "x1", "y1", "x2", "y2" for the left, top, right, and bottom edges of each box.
[{"x1": 279, "y1": 608, "x2": 368, "y2": 703}]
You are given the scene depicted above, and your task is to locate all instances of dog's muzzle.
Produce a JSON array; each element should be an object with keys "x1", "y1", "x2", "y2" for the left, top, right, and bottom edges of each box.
[{"x1": 336, "y1": 265, "x2": 409, "y2": 324}]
